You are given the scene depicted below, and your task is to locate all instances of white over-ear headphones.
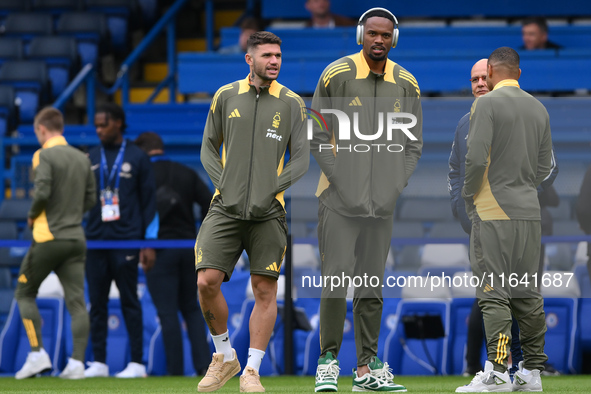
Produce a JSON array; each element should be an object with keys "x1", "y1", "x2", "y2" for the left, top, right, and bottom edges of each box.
[{"x1": 356, "y1": 7, "x2": 399, "y2": 48}]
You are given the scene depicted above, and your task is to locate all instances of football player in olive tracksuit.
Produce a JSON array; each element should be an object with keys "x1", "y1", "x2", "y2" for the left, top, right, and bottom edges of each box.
[
  {"x1": 196, "y1": 31, "x2": 309, "y2": 393},
  {"x1": 311, "y1": 7, "x2": 423, "y2": 393}
]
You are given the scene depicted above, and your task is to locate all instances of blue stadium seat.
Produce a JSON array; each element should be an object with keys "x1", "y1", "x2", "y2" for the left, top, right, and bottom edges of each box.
[
  {"x1": 447, "y1": 297, "x2": 476, "y2": 375},
  {"x1": 0, "y1": 220, "x2": 21, "y2": 268},
  {"x1": 0, "y1": 38, "x2": 24, "y2": 66},
  {"x1": 56, "y1": 12, "x2": 107, "y2": 66},
  {"x1": 0, "y1": 199, "x2": 33, "y2": 223},
  {"x1": 0, "y1": 60, "x2": 48, "y2": 123},
  {"x1": 579, "y1": 297, "x2": 591, "y2": 353},
  {"x1": 28, "y1": 36, "x2": 78, "y2": 99},
  {"x1": 383, "y1": 299, "x2": 450, "y2": 375},
  {"x1": 294, "y1": 297, "x2": 319, "y2": 374},
  {"x1": 302, "y1": 300, "x2": 357, "y2": 376},
  {"x1": 1, "y1": 13, "x2": 53, "y2": 52},
  {"x1": 543, "y1": 298, "x2": 581, "y2": 374},
  {"x1": 0, "y1": 298, "x2": 65, "y2": 375},
  {"x1": 0, "y1": 85, "x2": 16, "y2": 135},
  {"x1": 31, "y1": 0, "x2": 83, "y2": 22},
  {"x1": 376, "y1": 297, "x2": 402, "y2": 361},
  {"x1": 85, "y1": 0, "x2": 134, "y2": 53},
  {"x1": 0, "y1": 0, "x2": 29, "y2": 20}
]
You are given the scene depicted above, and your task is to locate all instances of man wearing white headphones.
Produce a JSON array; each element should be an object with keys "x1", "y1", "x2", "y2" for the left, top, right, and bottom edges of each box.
[{"x1": 310, "y1": 7, "x2": 422, "y2": 393}]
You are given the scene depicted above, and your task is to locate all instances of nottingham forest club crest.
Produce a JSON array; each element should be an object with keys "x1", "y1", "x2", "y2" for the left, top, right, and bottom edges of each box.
[{"x1": 266, "y1": 112, "x2": 282, "y2": 141}]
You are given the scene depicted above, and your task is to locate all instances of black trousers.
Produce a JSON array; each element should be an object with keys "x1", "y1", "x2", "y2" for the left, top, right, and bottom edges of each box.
[
  {"x1": 86, "y1": 248, "x2": 143, "y2": 364},
  {"x1": 146, "y1": 248, "x2": 210, "y2": 375}
]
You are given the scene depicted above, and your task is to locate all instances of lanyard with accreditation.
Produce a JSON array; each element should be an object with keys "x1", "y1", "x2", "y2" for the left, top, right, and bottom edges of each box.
[{"x1": 100, "y1": 140, "x2": 126, "y2": 222}]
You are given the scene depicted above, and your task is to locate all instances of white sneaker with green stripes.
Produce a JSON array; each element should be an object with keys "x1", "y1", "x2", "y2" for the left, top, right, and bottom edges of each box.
[{"x1": 352, "y1": 357, "x2": 407, "y2": 392}]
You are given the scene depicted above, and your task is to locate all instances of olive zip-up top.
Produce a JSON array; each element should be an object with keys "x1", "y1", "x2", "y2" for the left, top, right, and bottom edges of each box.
[
  {"x1": 29, "y1": 135, "x2": 96, "y2": 243},
  {"x1": 462, "y1": 79, "x2": 553, "y2": 222},
  {"x1": 201, "y1": 76, "x2": 310, "y2": 220},
  {"x1": 311, "y1": 51, "x2": 423, "y2": 218}
]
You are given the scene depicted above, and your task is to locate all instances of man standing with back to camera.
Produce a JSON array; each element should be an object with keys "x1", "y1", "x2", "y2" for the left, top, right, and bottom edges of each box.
[
  {"x1": 135, "y1": 131, "x2": 212, "y2": 377},
  {"x1": 457, "y1": 47, "x2": 551, "y2": 392},
  {"x1": 310, "y1": 7, "x2": 422, "y2": 392},
  {"x1": 14, "y1": 107, "x2": 96, "y2": 380},
  {"x1": 196, "y1": 31, "x2": 309, "y2": 392}
]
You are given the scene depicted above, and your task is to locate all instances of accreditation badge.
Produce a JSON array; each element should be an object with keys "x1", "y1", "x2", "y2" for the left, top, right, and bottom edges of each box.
[{"x1": 100, "y1": 189, "x2": 120, "y2": 222}]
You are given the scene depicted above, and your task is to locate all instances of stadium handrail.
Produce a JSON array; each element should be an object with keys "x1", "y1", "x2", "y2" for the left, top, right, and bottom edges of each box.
[{"x1": 52, "y1": 0, "x2": 191, "y2": 121}]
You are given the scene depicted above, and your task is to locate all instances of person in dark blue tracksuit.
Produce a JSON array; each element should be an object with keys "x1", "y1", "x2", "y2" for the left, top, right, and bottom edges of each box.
[
  {"x1": 448, "y1": 59, "x2": 558, "y2": 379},
  {"x1": 84, "y1": 103, "x2": 158, "y2": 378}
]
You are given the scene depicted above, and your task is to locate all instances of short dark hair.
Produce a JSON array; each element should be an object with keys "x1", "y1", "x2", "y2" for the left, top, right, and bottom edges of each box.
[
  {"x1": 135, "y1": 132, "x2": 164, "y2": 153},
  {"x1": 34, "y1": 107, "x2": 63, "y2": 132},
  {"x1": 522, "y1": 17, "x2": 548, "y2": 33},
  {"x1": 361, "y1": 9, "x2": 394, "y2": 25},
  {"x1": 489, "y1": 46, "x2": 520, "y2": 76},
  {"x1": 246, "y1": 31, "x2": 282, "y2": 52},
  {"x1": 96, "y1": 103, "x2": 127, "y2": 132}
]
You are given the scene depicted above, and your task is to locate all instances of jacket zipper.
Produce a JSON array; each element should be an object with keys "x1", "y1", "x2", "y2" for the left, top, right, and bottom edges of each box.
[
  {"x1": 243, "y1": 91, "x2": 260, "y2": 218},
  {"x1": 369, "y1": 77, "x2": 378, "y2": 217}
]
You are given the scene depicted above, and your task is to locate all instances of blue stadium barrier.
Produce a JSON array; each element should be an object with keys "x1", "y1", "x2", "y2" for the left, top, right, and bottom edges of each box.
[
  {"x1": 221, "y1": 26, "x2": 591, "y2": 53},
  {"x1": 178, "y1": 53, "x2": 591, "y2": 95},
  {"x1": 261, "y1": 0, "x2": 591, "y2": 19}
]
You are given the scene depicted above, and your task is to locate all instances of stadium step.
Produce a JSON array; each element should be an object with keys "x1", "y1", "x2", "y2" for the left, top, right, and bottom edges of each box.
[
  {"x1": 176, "y1": 38, "x2": 208, "y2": 52},
  {"x1": 212, "y1": 9, "x2": 243, "y2": 31},
  {"x1": 144, "y1": 63, "x2": 168, "y2": 83},
  {"x1": 114, "y1": 86, "x2": 184, "y2": 104}
]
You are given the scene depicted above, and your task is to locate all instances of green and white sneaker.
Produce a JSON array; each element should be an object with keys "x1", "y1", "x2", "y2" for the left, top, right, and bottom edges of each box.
[
  {"x1": 352, "y1": 356, "x2": 407, "y2": 392},
  {"x1": 315, "y1": 351, "x2": 340, "y2": 392}
]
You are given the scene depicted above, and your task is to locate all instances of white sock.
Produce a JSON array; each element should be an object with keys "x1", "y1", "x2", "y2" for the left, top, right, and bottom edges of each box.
[
  {"x1": 244, "y1": 348, "x2": 265, "y2": 374},
  {"x1": 211, "y1": 331, "x2": 233, "y2": 362},
  {"x1": 522, "y1": 368, "x2": 532, "y2": 375}
]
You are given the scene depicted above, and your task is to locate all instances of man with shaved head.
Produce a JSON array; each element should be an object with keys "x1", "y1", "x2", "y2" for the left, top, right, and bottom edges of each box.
[
  {"x1": 456, "y1": 47, "x2": 552, "y2": 392},
  {"x1": 448, "y1": 58, "x2": 526, "y2": 379}
]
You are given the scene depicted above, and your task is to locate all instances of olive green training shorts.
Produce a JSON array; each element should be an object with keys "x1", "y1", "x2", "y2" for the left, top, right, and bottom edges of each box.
[{"x1": 194, "y1": 211, "x2": 288, "y2": 281}]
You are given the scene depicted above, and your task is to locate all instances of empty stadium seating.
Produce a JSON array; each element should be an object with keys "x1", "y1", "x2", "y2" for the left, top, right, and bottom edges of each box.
[
  {"x1": 261, "y1": 0, "x2": 591, "y2": 19},
  {"x1": 0, "y1": 61, "x2": 48, "y2": 123}
]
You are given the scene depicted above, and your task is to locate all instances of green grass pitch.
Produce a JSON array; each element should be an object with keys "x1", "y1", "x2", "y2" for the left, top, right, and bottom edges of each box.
[{"x1": 0, "y1": 375, "x2": 590, "y2": 393}]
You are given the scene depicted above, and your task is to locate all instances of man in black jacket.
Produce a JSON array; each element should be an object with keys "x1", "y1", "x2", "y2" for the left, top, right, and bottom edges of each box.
[
  {"x1": 135, "y1": 131, "x2": 212, "y2": 376},
  {"x1": 85, "y1": 103, "x2": 158, "y2": 378}
]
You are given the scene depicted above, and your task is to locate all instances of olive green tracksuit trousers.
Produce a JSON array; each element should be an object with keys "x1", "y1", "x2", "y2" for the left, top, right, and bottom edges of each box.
[
  {"x1": 471, "y1": 220, "x2": 548, "y2": 372},
  {"x1": 15, "y1": 240, "x2": 89, "y2": 361},
  {"x1": 317, "y1": 204, "x2": 393, "y2": 367}
]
